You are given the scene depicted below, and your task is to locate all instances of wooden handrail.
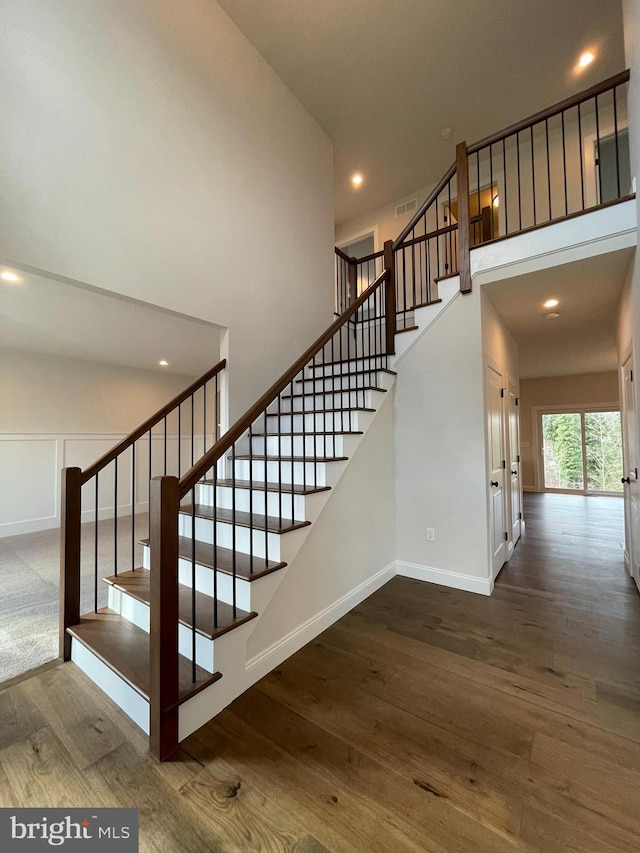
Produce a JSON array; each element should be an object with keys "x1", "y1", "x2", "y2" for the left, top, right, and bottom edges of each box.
[
  {"x1": 356, "y1": 249, "x2": 385, "y2": 264},
  {"x1": 467, "y1": 69, "x2": 630, "y2": 154},
  {"x1": 179, "y1": 270, "x2": 390, "y2": 496},
  {"x1": 397, "y1": 222, "x2": 459, "y2": 251},
  {"x1": 80, "y1": 359, "x2": 226, "y2": 485},
  {"x1": 335, "y1": 246, "x2": 354, "y2": 263},
  {"x1": 393, "y1": 162, "x2": 456, "y2": 249}
]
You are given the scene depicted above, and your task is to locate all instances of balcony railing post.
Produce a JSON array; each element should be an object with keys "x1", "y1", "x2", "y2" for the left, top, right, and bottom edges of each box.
[
  {"x1": 455, "y1": 141, "x2": 472, "y2": 294},
  {"x1": 383, "y1": 239, "x2": 396, "y2": 354},
  {"x1": 149, "y1": 475, "x2": 180, "y2": 761},
  {"x1": 60, "y1": 466, "x2": 82, "y2": 661}
]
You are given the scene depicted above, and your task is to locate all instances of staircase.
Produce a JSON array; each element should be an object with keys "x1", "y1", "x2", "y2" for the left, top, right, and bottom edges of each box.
[
  {"x1": 59, "y1": 70, "x2": 633, "y2": 759},
  {"x1": 61, "y1": 271, "x2": 398, "y2": 758}
]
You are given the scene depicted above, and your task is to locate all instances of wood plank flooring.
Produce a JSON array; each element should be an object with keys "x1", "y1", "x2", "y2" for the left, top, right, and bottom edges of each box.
[{"x1": 1, "y1": 493, "x2": 639, "y2": 851}]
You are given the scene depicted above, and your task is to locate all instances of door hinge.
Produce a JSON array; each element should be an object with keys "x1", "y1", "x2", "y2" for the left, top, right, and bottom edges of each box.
[
  {"x1": 502, "y1": 460, "x2": 506, "y2": 469},
  {"x1": 517, "y1": 454, "x2": 521, "y2": 463},
  {"x1": 504, "y1": 532, "x2": 509, "y2": 541},
  {"x1": 518, "y1": 512, "x2": 523, "y2": 520},
  {"x1": 500, "y1": 388, "x2": 505, "y2": 398},
  {"x1": 515, "y1": 397, "x2": 520, "y2": 406},
  {"x1": 631, "y1": 369, "x2": 634, "y2": 382}
]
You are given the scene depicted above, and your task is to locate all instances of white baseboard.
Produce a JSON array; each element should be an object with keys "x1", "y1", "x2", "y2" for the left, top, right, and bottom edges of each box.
[
  {"x1": 395, "y1": 560, "x2": 493, "y2": 596},
  {"x1": 245, "y1": 561, "x2": 396, "y2": 682}
]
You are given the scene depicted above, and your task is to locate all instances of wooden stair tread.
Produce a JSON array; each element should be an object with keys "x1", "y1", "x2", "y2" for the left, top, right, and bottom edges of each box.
[
  {"x1": 395, "y1": 325, "x2": 419, "y2": 334},
  {"x1": 180, "y1": 503, "x2": 311, "y2": 534},
  {"x1": 103, "y1": 570, "x2": 257, "y2": 640},
  {"x1": 307, "y1": 365, "x2": 396, "y2": 376},
  {"x1": 204, "y1": 478, "x2": 331, "y2": 496},
  {"x1": 141, "y1": 537, "x2": 287, "y2": 580},
  {"x1": 265, "y1": 406, "x2": 375, "y2": 415},
  {"x1": 411, "y1": 297, "x2": 444, "y2": 308},
  {"x1": 281, "y1": 386, "x2": 386, "y2": 399},
  {"x1": 231, "y1": 454, "x2": 349, "y2": 462},
  {"x1": 250, "y1": 430, "x2": 363, "y2": 437},
  {"x1": 68, "y1": 609, "x2": 221, "y2": 704}
]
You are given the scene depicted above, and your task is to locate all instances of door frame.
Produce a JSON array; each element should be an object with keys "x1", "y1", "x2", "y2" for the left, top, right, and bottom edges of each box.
[
  {"x1": 620, "y1": 343, "x2": 639, "y2": 587},
  {"x1": 533, "y1": 402, "x2": 623, "y2": 495},
  {"x1": 336, "y1": 226, "x2": 380, "y2": 255},
  {"x1": 484, "y1": 357, "x2": 508, "y2": 580}
]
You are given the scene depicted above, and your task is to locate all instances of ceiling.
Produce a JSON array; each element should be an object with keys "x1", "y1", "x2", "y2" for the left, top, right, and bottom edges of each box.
[
  {"x1": 483, "y1": 249, "x2": 634, "y2": 379},
  {"x1": 0, "y1": 267, "x2": 221, "y2": 378},
  {"x1": 217, "y1": 0, "x2": 626, "y2": 227}
]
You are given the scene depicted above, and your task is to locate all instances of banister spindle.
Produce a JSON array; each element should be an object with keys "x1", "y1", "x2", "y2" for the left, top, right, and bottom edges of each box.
[{"x1": 383, "y1": 240, "x2": 396, "y2": 355}]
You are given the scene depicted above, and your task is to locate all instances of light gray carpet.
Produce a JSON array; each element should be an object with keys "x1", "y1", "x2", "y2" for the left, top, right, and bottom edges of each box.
[{"x1": 0, "y1": 514, "x2": 149, "y2": 684}]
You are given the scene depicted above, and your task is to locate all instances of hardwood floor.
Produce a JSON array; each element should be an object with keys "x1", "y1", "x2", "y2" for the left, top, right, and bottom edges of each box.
[{"x1": 1, "y1": 493, "x2": 639, "y2": 851}]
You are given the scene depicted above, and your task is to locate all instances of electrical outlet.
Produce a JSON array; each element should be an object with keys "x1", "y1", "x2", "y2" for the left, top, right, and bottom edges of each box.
[{"x1": 426, "y1": 527, "x2": 435, "y2": 542}]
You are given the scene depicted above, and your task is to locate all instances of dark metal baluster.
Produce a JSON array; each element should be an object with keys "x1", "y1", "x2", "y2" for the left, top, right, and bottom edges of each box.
[
  {"x1": 613, "y1": 86, "x2": 621, "y2": 198},
  {"x1": 289, "y1": 379, "x2": 294, "y2": 528},
  {"x1": 191, "y1": 492, "x2": 196, "y2": 682},
  {"x1": 148, "y1": 429, "x2": 152, "y2": 541},
  {"x1": 215, "y1": 373, "x2": 220, "y2": 442},
  {"x1": 530, "y1": 125, "x2": 537, "y2": 225},
  {"x1": 203, "y1": 383, "x2": 207, "y2": 456},
  {"x1": 262, "y1": 410, "x2": 268, "y2": 570},
  {"x1": 163, "y1": 416, "x2": 167, "y2": 475},
  {"x1": 476, "y1": 151, "x2": 480, "y2": 241},
  {"x1": 545, "y1": 119, "x2": 552, "y2": 221},
  {"x1": 94, "y1": 473, "x2": 99, "y2": 612},
  {"x1": 561, "y1": 111, "x2": 568, "y2": 215},
  {"x1": 595, "y1": 94, "x2": 602, "y2": 204},
  {"x1": 502, "y1": 138, "x2": 508, "y2": 234},
  {"x1": 212, "y1": 461, "x2": 218, "y2": 624},
  {"x1": 131, "y1": 443, "x2": 135, "y2": 571},
  {"x1": 489, "y1": 144, "x2": 494, "y2": 238},
  {"x1": 177, "y1": 403, "x2": 181, "y2": 478},
  {"x1": 578, "y1": 103, "x2": 585, "y2": 209},
  {"x1": 248, "y1": 421, "x2": 254, "y2": 574},
  {"x1": 191, "y1": 393, "x2": 195, "y2": 469},
  {"x1": 516, "y1": 132, "x2": 522, "y2": 231},
  {"x1": 231, "y1": 443, "x2": 237, "y2": 618},
  {"x1": 114, "y1": 457, "x2": 118, "y2": 577}
]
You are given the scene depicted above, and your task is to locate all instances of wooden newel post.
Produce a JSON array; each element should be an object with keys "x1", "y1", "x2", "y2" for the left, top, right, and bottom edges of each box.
[
  {"x1": 455, "y1": 140, "x2": 472, "y2": 294},
  {"x1": 348, "y1": 259, "x2": 357, "y2": 306},
  {"x1": 60, "y1": 467, "x2": 82, "y2": 660},
  {"x1": 383, "y1": 239, "x2": 396, "y2": 355},
  {"x1": 149, "y1": 475, "x2": 180, "y2": 761}
]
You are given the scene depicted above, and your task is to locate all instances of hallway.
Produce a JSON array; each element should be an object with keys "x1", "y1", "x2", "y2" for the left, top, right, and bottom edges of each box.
[{"x1": 1, "y1": 494, "x2": 639, "y2": 851}]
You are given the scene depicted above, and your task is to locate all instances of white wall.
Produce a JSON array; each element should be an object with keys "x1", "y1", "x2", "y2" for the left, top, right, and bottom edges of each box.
[
  {"x1": 0, "y1": 350, "x2": 198, "y2": 536},
  {"x1": 394, "y1": 288, "x2": 491, "y2": 591},
  {"x1": 1, "y1": 0, "x2": 334, "y2": 421},
  {"x1": 245, "y1": 390, "x2": 396, "y2": 660}
]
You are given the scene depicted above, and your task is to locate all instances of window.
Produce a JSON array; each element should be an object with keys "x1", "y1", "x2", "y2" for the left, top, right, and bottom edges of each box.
[{"x1": 541, "y1": 409, "x2": 623, "y2": 494}]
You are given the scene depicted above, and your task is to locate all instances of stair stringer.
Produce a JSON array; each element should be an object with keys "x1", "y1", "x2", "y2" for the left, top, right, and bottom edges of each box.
[
  {"x1": 392, "y1": 276, "x2": 461, "y2": 364},
  {"x1": 178, "y1": 385, "x2": 396, "y2": 741}
]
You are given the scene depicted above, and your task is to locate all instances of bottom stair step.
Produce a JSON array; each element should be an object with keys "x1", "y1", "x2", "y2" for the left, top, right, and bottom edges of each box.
[
  {"x1": 67, "y1": 609, "x2": 222, "y2": 705},
  {"x1": 104, "y1": 569, "x2": 257, "y2": 639}
]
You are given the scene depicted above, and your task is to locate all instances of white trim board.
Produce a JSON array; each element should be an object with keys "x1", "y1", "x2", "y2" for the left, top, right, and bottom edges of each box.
[
  {"x1": 244, "y1": 561, "x2": 396, "y2": 682},
  {"x1": 395, "y1": 560, "x2": 494, "y2": 596}
]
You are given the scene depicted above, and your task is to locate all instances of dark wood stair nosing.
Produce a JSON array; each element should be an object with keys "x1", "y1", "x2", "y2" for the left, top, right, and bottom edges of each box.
[
  {"x1": 280, "y1": 386, "x2": 387, "y2": 399},
  {"x1": 230, "y1": 454, "x2": 349, "y2": 463},
  {"x1": 103, "y1": 569, "x2": 258, "y2": 641},
  {"x1": 179, "y1": 502, "x2": 311, "y2": 535},
  {"x1": 202, "y1": 478, "x2": 331, "y2": 497},
  {"x1": 264, "y1": 406, "x2": 376, "y2": 416},
  {"x1": 139, "y1": 537, "x2": 288, "y2": 581}
]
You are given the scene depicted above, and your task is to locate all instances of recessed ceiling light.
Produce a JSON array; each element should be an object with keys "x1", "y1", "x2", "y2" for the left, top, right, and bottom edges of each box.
[
  {"x1": 543, "y1": 298, "x2": 559, "y2": 308},
  {"x1": 1, "y1": 270, "x2": 22, "y2": 283},
  {"x1": 159, "y1": 359, "x2": 169, "y2": 366},
  {"x1": 578, "y1": 51, "x2": 595, "y2": 68},
  {"x1": 351, "y1": 173, "x2": 363, "y2": 188},
  {"x1": 545, "y1": 312, "x2": 560, "y2": 319}
]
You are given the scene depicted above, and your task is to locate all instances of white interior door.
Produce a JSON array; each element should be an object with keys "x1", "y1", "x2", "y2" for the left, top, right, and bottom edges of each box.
[
  {"x1": 487, "y1": 364, "x2": 507, "y2": 578},
  {"x1": 622, "y1": 353, "x2": 640, "y2": 591},
  {"x1": 508, "y1": 386, "x2": 522, "y2": 546}
]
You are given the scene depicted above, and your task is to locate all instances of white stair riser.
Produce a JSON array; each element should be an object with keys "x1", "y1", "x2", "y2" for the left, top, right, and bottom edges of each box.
[
  {"x1": 232, "y1": 458, "x2": 327, "y2": 487},
  {"x1": 263, "y1": 411, "x2": 367, "y2": 432},
  {"x1": 107, "y1": 585, "x2": 215, "y2": 673},
  {"x1": 306, "y1": 356, "x2": 389, "y2": 378},
  {"x1": 276, "y1": 389, "x2": 379, "y2": 412},
  {"x1": 177, "y1": 514, "x2": 283, "y2": 561},
  {"x1": 71, "y1": 639, "x2": 149, "y2": 735},
  {"x1": 250, "y1": 435, "x2": 346, "y2": 457},
  {"x1": 296, "y1": 374, "x2": 382, "y2": 394},
  {"x1": 195, "y1": 483, "x2": 306, "y2": 519},
  {"x1": 141, "y1": 544, "x2": 253, "y2": 610}
]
